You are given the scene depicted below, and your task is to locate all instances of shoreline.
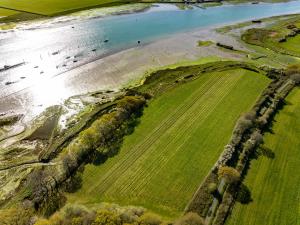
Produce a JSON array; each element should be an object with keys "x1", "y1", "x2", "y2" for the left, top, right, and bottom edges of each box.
[{"x1": 1, "y1": 7, "x2": 300, "y2": 122}]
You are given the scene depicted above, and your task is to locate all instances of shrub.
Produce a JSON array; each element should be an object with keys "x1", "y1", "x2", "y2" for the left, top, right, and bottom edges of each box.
[
  {"x1": 285, "y1": 64, "x2": 300, "y2": 76},
  {"x1": 174, "y1": 212, "x2": 204, "y2": 225},
  {"x1": 290, "y1": 74, "x2": 300, "y2": 84},
  {"x1": 208, "y1": 182, "x2": 218, "y2": 194},
  {"x1": 138, "y1": 212, "x2": 162, "y2": 225},
  {"x1": 92, "y1": 209, "x2": 121, "y2": 225},
  {"x1": 34, "y1": 219, "x2": 52, "y2": 225},
  {"x1": 0, "y1": 206, "x2": 33, "y2": 225},
  {"x1": 218, "y1": 166, "x2": 240, "y2": 184}
]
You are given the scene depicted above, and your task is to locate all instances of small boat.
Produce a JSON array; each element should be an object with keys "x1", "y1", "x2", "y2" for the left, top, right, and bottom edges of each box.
[
  {"x1": 104, "y1": 39, "x2": 109, "y2": 43},
  {"x1": 0, "y1": 62, "x2": 25, "y2": 72}
]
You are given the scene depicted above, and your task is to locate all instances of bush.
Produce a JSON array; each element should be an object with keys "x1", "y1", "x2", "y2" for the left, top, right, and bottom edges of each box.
[
  {"x1": 174, "y1": 212, "x2": 204, "y2": 225},
  {"x1": 285, "y1": 64, "x2": 300, "y2": 76},
  {"x1": 92, "y1": 209, "x2": 121, "y2": 225},
  {"x1": 138, "y1": 212, "x2": 162, "y2": 225},
  {"x1": 290, "y1": 74, "x2": 300, "y2": 84},
  {"x1": 0, "y1": 206, "x2": 33, "y2": 225},
  {"x1": 218, "y1": 166, "x2": 240, "y2": 184},
  {"x1": 208, "y1": 182, "x2": 218, "y2": 194}
]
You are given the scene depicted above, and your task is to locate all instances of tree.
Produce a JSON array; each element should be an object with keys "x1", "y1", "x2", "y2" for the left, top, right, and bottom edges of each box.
[
  {"x1": 218, "y1": 166, "x2": 240, "y2": 184},
  {"x1": 174, "y1": 212, "x2": 204, "y2": 225}
]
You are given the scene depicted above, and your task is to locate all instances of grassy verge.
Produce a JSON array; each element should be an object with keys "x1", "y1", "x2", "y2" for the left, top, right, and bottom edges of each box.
[
  {"x1": 226, "y1": 87, "x2": 300, "y2": 225},
  {"x1": 67, "y1": 67, "x2": 269, "y2": 218}
]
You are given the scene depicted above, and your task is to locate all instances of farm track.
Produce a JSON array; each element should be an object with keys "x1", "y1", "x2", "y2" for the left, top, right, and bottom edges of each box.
[{"x1": 87, "y1": 71, "x2": 243, "y2": 197}]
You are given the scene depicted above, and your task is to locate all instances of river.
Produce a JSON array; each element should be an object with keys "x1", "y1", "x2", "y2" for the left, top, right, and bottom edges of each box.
[{"x1": 1, "y1": 1, "x2": 300, "y2": 119}]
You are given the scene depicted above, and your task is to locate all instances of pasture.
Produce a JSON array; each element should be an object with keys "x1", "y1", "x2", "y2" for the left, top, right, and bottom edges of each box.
[
  {"x1": 226, "y1": 87, "x2": 300, "y2": 225},
  {"x1": 67, "y1": 68, "x2": 269, "y2": 218},
  {"x1": 0, "y1": 0, "x2": 134, "y2": 15},
  {"x1": 0, "y1": 8, "x2": 17, "y2": 17},
  {"x1": 280, "y1": 35, "x2": 300, "y2": 55}
]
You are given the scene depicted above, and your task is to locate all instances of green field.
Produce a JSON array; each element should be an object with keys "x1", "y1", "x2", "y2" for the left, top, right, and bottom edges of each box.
[
  {"x1": 0, "y1": 8, "x2": 17, "y2": 17},
  {"x1": 227, "y1": 87, "x2": 300, "y2": 225},
  {"x1": 0, "y1": 0, "x2": 133, "y2": 15},
  {"x1": 280, "y1": 35, "x2": 300, "y2": 55},
  {"x1": 67, "y1": 68, "x2": 269, "y2": 217}
]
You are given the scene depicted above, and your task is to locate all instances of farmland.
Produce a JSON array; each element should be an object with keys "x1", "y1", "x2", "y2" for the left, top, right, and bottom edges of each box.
[
  {"x1": 0, "y1": 8, "x2": 17, "y2": 17},
  {"x1": 280, "y1": 35, "x2": 300, "y2": 56},
  {"x1": 67, "y1": 67, "x2": 269, "y2": 218},
  {"x1": 0, "y1": 0, "x2": 135, "y2": 15},
  {"x1": 226, "y1": 87, "x2": 300, "y2": 225}
]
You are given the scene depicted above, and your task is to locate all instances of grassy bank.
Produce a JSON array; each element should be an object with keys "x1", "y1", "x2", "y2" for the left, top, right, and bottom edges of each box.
[
  {"x1": 226, "y1": 87, "x2": 300, "y2": 225},
  {"x1": 67, "y1": 67, "x2": 269, "y2": 218}
]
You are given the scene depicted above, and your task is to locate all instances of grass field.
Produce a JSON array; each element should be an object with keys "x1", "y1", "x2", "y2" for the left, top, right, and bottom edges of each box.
[
  {"x1": 0, "y1": 0, "x2": 134, "y2": 15},
  {"x1": 0, "y1": 8, "x2": 18, "y2": 17},
  {"x1": 67, "y1": 68, "x2": 269, "y2": 218},
  {"x1": 280, "y1": 35, "x2": 300, "y2": 55},
  {"x1": 226, "y1": 87, "x2": 300, "y2": 225}
]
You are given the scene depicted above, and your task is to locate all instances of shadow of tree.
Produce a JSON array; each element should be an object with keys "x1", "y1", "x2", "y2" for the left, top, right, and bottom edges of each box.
[
  {"x1": 258, "y1": 146, "x2": 275, "y2": 159},
  {"x1": 236, "y1": 183, "x2": 252, "y2": 204}
]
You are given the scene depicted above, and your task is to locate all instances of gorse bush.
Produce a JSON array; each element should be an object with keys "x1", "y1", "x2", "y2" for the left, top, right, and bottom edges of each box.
[
  {"x1": 0, "y1": 206, "x2": 34, "y2": 225},
  {"x1": 92, "y1": 209, "x2": 122, "y2": 225},
  {"x1": 138, "y1": 212, "x2": 162, "y2": 225},
  {"x1": 218, "y1": 166, "x2": 240, "y2": 184},
  {"x1": 33, "y1": 204, "x2": 167, "y2": 225}
]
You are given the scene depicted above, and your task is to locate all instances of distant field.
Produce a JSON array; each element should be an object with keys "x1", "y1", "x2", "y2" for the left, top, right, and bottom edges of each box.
[
  {"x1": 0, "y1": 8, "x2": 17, "y2": 17},
  {"x1": 0, "y1": 0, "x2": 133, "y2": 15},
  {"x1": 67, "y1": 68, "x2": 269, "y2": 217},
  {"x1": 280, "y1": 35, "x2": 300, "y2": 55},
  {"x1": 227, "y1": 87, "x2": 300, "y2": 225}
]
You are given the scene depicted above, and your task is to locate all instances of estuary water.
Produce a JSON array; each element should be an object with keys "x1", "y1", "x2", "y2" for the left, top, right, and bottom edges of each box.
[{"x1": 1, "y1": 1, "x2": 300, "y2": 117}]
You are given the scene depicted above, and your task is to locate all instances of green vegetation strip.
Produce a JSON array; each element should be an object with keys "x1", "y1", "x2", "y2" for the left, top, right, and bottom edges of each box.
[
  {"x1": 227, "y1": 87, "x2": 300, "y2": 225},
  {"x1": 67, "y1": 68, "x2": 269, "y2": 218}
]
